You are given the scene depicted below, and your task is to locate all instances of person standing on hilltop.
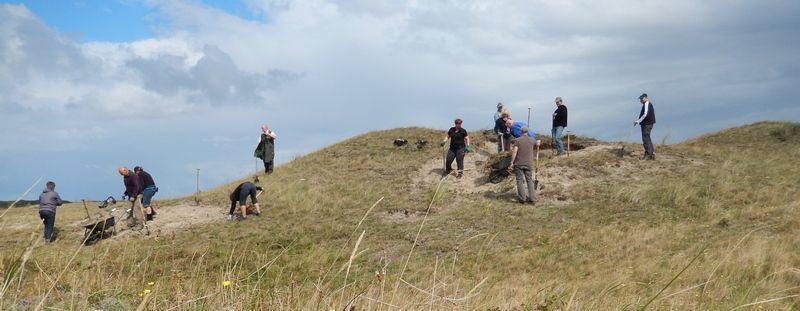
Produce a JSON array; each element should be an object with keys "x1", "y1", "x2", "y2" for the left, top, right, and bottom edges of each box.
[
  {"x1": 38, "y1": 181, "x2": 63, "y2": 243},
  {"x1": 228, "y1": 182, "x2": 263, "y2": 221},
  {"x1": 509, "y1": 127, "x2": 541, "y2": 204},
  {"x1": 494, "y1": 111, "x2": 512, "y2": 151},
  {"x1": 552, "y1": 97, "x2": 568, "y2": 156},
  {"x1": 134, "y1": 166, "x2": 158, "y2": 221},
  {"x1": 254, "y1": 124, "x2": 277, "y2": 174},
  {"x1": 440, "y1": 118, "x2": 472, "y2": 178},
  {"x1": 493, "y1": 102, "x2": 504, "y2": 122},
  {"x1": 119, "y1": 166, "x2": 145, "y2": 229},
  {"x1": 634, "y1": 93, "x2": 656, "y2": 160}
]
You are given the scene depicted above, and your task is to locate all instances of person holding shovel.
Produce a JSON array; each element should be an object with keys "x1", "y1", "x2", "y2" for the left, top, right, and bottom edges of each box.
[
  {"x1": 509, "y1": 126, "x2": 541, "y2": 204},
  {"x1": 134, "y1": 166, "x2": 157, "y2": 221},
  {"x1": 552, "y1": 97, "x2": 568, "y2": 156},
  {"x1": 634, "y1": 93, "x2": 656, "y2": 160},
  {"x1": 494, "y1": 111, "x2": 512, "y2": 151},
  {"x1": 38, "y1": 181, "x2": 63, "y2": 243},
  {"x1": 440, "y1": 118, "x2": 472, "y2": 178},
  {"x1": 228, "y1": 182, "x2": 263, "y2": 221},
  {"x1": 119, "y1": 166, "x2": 145, "y2": 230},
  {"x1": 254, "y1": 124, "x2": 277, "y2": 174}
]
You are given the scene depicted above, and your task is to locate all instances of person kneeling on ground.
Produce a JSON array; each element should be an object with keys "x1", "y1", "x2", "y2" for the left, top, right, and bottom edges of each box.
[
  {"x1": 510, "y1": 126, "x2": 541, "y2": 204},
  {"x1": 228, "y1": 182, "x2": 263, "y2": 220}
]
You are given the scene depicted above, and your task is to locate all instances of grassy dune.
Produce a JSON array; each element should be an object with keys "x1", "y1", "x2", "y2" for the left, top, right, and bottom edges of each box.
[{"x1": 1, "y1": 122, "x2": 799, "y2": 310}]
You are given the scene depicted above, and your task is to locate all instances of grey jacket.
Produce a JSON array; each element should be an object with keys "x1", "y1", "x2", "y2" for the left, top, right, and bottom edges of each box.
[{"x1": 39, "y1": 188, "x2": 63, "y2": 213}]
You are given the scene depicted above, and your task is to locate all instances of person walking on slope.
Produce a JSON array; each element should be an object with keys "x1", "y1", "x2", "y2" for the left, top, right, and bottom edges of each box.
[
  {"x1": 228, "y1": 182, "x2": 263, "y2": 220},
  {"x1": 254, "y1": 124, "x2": 277, "y2": 174},
  {"x1": 634, "y1": 93, "x2": 656, "y2": 160},
  {"x1": 119, "y1": 166, "x2": 145, "y2": 229},
  {"x1": 134, "y1": 166, "x2": 158, "y2": 221},
  {"x1": 552, "y1": 97, "x2": 568, "y2": 156},
  {"x1": 494, "y1": 112, "x2": 512, "y2": 151},
  {"x1": 509, "y1": 127, "x2": 541, "y2": 204},
  {"x1": 440, "y1": 118, "x2": 472, "y2": 178},
  {"x1": 38, "y1": 181, "x2": 63, "y2": 243}
]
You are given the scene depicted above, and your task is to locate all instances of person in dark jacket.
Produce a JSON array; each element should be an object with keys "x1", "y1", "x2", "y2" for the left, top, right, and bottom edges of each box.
[
  {"x1": 551, "y1": 97, "x2": 568, "y2": 156},
  {"x1": 228, "y1": 182, "x2": 263, "y2": 220},
  {"x1": 118, "y1": 166, "x2": 145, "y2": 228},
  {"x1": 494, "y1": 112, "x2": 512, "y2": 152},
  {"x1": 38, "y1": 181, "x2": 63, "y2": 243},
  {"x1": 134, "y1": 166, "x2": 158, "y2": 221},
  {"x1": 254, "y1": 124, "x2": 277, "y2": 174},
  {"x1": 634, "y1": 93, "x2": 656, "y2": 160},
  {"x1": 440, "y1": 118, "x2": 472, "y2": 178}
]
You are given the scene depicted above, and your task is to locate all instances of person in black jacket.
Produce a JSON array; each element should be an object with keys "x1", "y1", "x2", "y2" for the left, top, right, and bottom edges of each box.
[
  {"x1": 634, "y1": 93, "x2": 656, "y2": 160},
  {"x1": 228, "y1": 182, "x2": 263, "y2": 220},
  {"x1": 118, "y1": 166, "x2": 145, "y2": 229},
  {"x1": 494, "y1": 111, "x2": 512, "y2": 152},
  {"x1": 551, "y1": 97, "x2": 568, "y2": 156},
  {"x1": 134, "y1": 166, "x2": 158, "y2": 221}
]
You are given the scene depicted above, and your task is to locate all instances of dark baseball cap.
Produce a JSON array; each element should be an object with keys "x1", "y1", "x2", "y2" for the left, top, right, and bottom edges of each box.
[{"x1": 639, "y1": 93, "x2": 648, "y2": 99}]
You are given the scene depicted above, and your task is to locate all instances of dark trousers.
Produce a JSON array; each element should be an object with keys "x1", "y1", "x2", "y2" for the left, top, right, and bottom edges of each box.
[
  {"x1": 263, "y1": 159, "x2": 274, "y2": 174},
  {"x1": 445, "y1": 147, "x2": 465, "y2": 173},
  {"x1": 39, "y1": 210, "x2": 55, "y2": 241},
  {"x1": 641, "y1": 124, "x2": 655, "y2": 156}
]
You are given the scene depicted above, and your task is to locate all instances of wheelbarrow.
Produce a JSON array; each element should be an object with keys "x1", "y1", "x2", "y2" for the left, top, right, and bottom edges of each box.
[{"x1": 82, "y1": 216, "x2": 116, "y2": 245}]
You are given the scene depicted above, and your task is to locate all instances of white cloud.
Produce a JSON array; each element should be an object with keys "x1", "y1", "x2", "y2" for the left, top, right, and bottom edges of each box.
[{"x1": 1, "y1": 0, "x2": 799, "y2": 199}]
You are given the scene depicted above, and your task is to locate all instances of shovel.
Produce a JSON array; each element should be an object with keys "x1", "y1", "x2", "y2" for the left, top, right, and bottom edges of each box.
[
  {"x1": 534, "y1": 142, "x2": 541, "y2": 189},
  {"x1": 618, "y1": 125, "x2": 636, "y2": 157}
]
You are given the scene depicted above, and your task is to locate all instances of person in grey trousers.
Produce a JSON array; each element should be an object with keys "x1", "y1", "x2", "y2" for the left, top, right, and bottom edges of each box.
[
  {"x1": 39, "y1": 181, "x2": 63, "y2": 242},
  {"x1": 634, "y1": 93, "x2": 656, "y2": 160},
  {"x1": 509, "y1": 126, "x2": 541, "y2": 204}
]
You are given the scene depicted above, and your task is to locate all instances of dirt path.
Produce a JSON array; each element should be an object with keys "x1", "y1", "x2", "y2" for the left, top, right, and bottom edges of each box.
[{"x1": 63, "y1": 202, "x2": 225, "y2": 242}]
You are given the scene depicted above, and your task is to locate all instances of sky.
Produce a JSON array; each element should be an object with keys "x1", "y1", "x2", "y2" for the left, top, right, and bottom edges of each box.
[{"x1": 1, "y1": 0, "x2": 799, "y2": 201}]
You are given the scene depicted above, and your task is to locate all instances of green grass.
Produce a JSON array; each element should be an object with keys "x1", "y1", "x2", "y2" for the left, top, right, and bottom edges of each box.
[{"x1": 1, "y1": 122, "x2": 799, "y2": 310}]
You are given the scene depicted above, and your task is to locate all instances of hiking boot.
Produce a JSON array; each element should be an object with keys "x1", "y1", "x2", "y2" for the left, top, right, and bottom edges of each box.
[
  {"x1": 145, "y1": 214, "x2": 153, "y2": 221},
  {"x1": 238, "y1": 215, "x2": 247, "y2": 221},
  {"x1": 456, "y1": 172, "x2": 463, "y2": 178},
  {"x1": 526, "y1": 199, "x2": 537, "y2": 205},
  {"x1": 226, "y1": 214, "x2": 233, "y2": 221},
  {"x1": 255, "y1": 212, "x2": 261, "y2": 217},
  {"x1": 442, "y1": 170, "x2": 451, "y2": 177}
]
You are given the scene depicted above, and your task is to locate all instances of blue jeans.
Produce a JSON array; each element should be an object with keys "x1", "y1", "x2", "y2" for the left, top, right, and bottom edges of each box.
[
  {"x1": 552, "y1": 126, "x2": 565, "y2": 155},
  {"x1": 142, "y1": 185, "x2": 158, "y2": 207},
  {"x1": 39, "y1": 210, "x2": 55, "y2": 241}
]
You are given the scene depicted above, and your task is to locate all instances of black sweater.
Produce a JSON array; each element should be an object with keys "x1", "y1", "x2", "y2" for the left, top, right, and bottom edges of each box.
[{"x1": 552, "y1": 105, "x2": 568, "y2": 128}]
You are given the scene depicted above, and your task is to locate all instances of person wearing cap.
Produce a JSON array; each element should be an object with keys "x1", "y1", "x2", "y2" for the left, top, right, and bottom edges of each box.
[
  {"x1": 634, "y1": 93, "x2": 656, "y2": 160},
  {"x1": 254, "y1": 124, "x2": 277, "y2": 174},
  {"x1": 228, "y1": 181, "x2": 263, "y2": 220},
  {"x1": 134, "y1": 166, "x2": 158, "y2": 221},
  {"x1": 440, "y1": 118, "x2": 472, "y2": 178},
  {"x1": 494, "y1": 111, "x2": 512, "y2": 151},
  {"x1": 493, "y1": 102, "x2": 504, "y2": 122},
  {"x1": 552, "y1": 97, "x2": 568, "y2": 156},
  {"x1": 118, "y1": 166, "x2": 145, "y2": 229},
  {"x1": 510, "y1": 126, "x2": 541, "y2": 204},
  {"x1": 38, "y1": 181, "x2": 63, "y2": 243}
]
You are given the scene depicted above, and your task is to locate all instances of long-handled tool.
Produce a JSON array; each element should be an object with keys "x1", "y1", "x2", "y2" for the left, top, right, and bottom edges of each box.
[
  {"x1": 500, "y1": 135, "x2": 505, "y2": 152},
  {"x1": 135, "y1": 195, "x2": 150, "y2": 236},
  {"x1": 566, "y1": 131, "x2": 572, "y2": 157},
  {"x1": 81, "y1": 200, "x2": 91, "y2": 219},
  {"x1": 534, "y1": 142, "x2": 541, "y2": 189},
  {"x1": 254, "y1": 158, "x2": 260, "y2": 182},
  {"x1": 618, "y1": 125, "x2": 636, "y2": 157}
]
